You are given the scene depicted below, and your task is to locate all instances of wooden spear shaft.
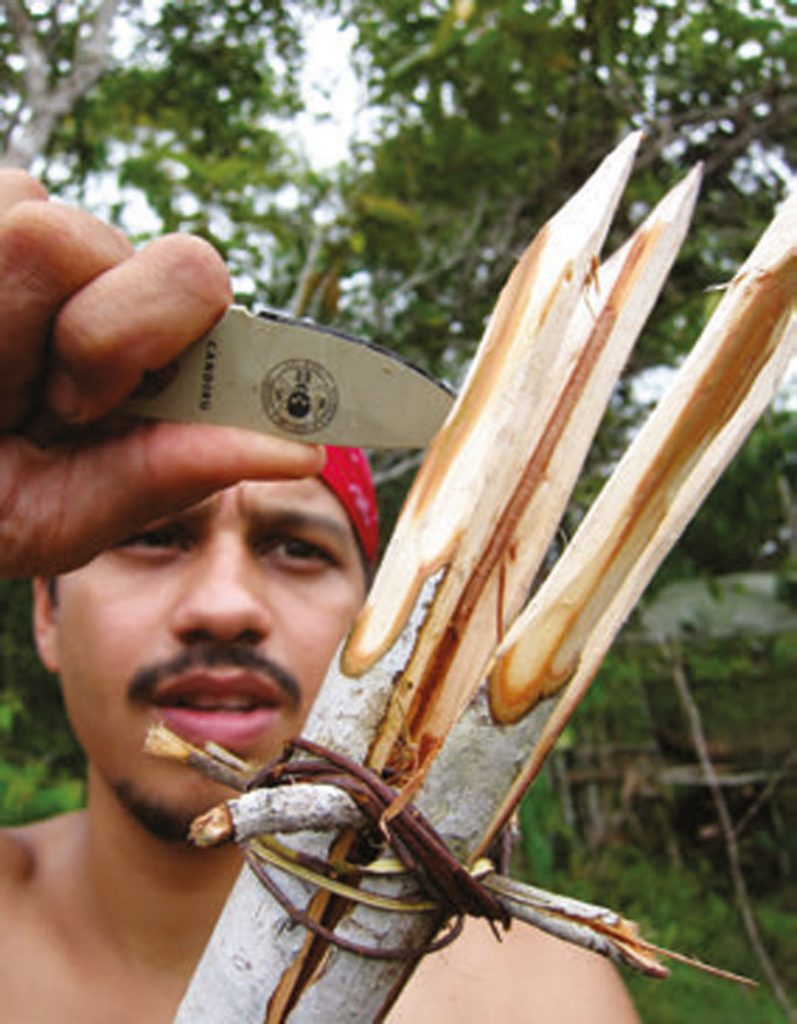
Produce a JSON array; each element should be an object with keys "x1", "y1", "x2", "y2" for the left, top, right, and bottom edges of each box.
[{"x1": 173, "y1": 141, "x2": 795, "y2": 1022}]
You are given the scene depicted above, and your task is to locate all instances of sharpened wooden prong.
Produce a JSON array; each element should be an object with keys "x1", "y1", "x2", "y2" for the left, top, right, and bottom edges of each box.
[
  {"x1": 344, "y1": 131, "x2": 644, "y2": 682},
  {"x1": 356, "y1": 154, "x2": 702, "y2": 793},
  {"x1": 347, "y1": 133, "x2": 660, "y2": 784},
  {"x1": 478, "y1": 191, "x2": 796, "y2": 853}
]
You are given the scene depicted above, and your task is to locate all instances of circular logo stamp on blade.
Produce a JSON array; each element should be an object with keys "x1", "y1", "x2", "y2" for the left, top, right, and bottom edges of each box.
[{"x1": 261, "y1": 359, "x2": 338, "y2": 435}]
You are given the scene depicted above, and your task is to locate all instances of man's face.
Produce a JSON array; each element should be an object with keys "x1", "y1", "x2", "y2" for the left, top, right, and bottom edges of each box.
[{"x1": 33, "y1": 477, "x2": 367, "y2": 839}]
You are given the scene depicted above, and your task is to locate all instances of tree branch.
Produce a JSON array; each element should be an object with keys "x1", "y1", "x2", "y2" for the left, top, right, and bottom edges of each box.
[
  {"x1": 732, "y1": 750, "x2": 797, "y2": 843},
  {"x1": 664, "y1": 641, "x2": 797, "y2": 1022},
  {"x1": 289, "y1": 220, "x2": 327, "y2": 318},
  {"x1": 171, "y1": 138, "x2": 797, "y2": 1023},
  {"x1": 0, "y1": 0, "x2": 122, "y2": 168},
  {"x1": 635, "y1": 85, "x2": 797, "y2": 177},
  {"x1": 390, "y1": 190, "x2": 488, "y2": 305}
]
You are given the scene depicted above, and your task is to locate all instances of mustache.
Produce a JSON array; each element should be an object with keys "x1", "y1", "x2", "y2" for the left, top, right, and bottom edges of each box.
[{"x1": 127, "y1": 644, "x2": 302, "y2": 710}]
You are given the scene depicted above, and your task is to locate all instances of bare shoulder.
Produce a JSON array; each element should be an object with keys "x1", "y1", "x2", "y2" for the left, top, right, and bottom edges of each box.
[
  {"x1": 389, "y1": 918, "x2": 640, "y2": 1023},
  {"x1": 0, "y1": 826, "x2": 36, "y2": 885},
  {"x1": 0, "y1": 812, "x2": 82, "y2": 891}
]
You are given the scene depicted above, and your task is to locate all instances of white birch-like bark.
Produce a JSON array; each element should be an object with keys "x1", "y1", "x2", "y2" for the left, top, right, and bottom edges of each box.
[
  {"x1": 0, "y1": 0, "x2": 121, "y2": 168},
  {"x1": 174, "y1": 143, "x2": 796, "y2": 1022}
]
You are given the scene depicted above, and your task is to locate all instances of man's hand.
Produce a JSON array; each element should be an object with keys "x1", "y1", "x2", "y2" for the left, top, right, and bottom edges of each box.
[{"x1": 0, "y1": 169, "x2": 324, "y2": 577}]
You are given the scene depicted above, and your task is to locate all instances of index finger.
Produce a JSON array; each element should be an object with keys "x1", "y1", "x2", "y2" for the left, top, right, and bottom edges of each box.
[
  {"x1": 0, "y1": 178, "x2": 133, "y2": 428},
  {"x1": 46, "y1": 233, "x2": 233, "y2": 422},
  {"x1": 0, "y1": 168, "x2": 49, "y2": 212}
]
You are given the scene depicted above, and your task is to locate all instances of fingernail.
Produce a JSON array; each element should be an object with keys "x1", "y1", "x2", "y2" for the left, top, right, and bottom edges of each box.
[{"x1": 48, "y1": 371, "x2": 83, "y2": 422}]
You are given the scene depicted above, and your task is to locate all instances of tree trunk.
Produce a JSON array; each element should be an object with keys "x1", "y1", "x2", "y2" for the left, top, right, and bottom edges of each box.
[{"x1": 0, "y1": 0, "x2": 120, "y2": 168}]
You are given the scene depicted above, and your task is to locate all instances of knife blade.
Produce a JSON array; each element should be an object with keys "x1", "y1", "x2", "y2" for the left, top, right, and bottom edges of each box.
[{"x1": 125, "y1": 306, "x2": 454, "y2": 449}]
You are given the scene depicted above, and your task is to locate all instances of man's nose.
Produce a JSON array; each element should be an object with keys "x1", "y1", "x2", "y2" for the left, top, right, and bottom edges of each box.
[{"x1": 170, "y1": 538, "x2": 272, "y2": 645}]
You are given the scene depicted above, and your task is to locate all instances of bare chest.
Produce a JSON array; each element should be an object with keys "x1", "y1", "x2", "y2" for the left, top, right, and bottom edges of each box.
[{"x1": 0, "y1": 898, "x2": 180, "y2": 1024}]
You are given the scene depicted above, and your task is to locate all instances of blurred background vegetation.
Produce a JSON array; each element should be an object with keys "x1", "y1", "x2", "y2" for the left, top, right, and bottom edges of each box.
[{"x1": 0, "y1": 0, "x2": 794, "y2": 1019}]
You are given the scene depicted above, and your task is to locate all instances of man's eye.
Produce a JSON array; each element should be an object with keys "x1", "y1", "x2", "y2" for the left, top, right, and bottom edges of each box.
[
  {"x1": 118, "y1": 524, "x2": 191, "y2": 551},
  {"x1": 283, "y1": 538, "x2": 330, "y2": 560},
  {"x1": 271, "y1": 537, "x2": 336, "y2": 565}
]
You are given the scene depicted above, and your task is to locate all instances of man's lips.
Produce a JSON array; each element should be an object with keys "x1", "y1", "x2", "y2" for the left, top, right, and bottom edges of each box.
[
  {"x1": 150, "y1": 671, "x2": 284, "y2": 711},
  {"x1": 148, "y1": 671, "x2": 289, "y2": 748},
  {"x1": 128, "y1": 646, "x2": 302, "y2": 749}
]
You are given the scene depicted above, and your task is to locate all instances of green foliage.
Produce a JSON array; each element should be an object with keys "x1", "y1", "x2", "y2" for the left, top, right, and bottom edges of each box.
[
  {"x1": 517, "y1": 624, "x2": 796, "y2": 1022},
  {"x1": 517, "y1": 761, "x2": 575, "y2": 888},
  {"x1": 4, "y1": 1, "x2": 793, "y2": 406},
  {"x1": 519, "y1": 776, "x2": 794, "y2": 1020},
  {"x1": 0, "y1": 759, "x2": 84, "y2": 825},
  {"x1": 0, "y1": 581, "x2": 85, "y2": 825},
  {"x1": 589, "y1": 851, "x2": 793, "y2": 1023},
  {"x1": 322, "y1": 0, "x2": 795, "y2": 381}
]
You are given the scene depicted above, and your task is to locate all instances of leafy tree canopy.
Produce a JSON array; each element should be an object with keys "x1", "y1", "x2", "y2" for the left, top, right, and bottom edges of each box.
[
  {"x1": 322, "y1": 0, "x2": 795, "y2": 374},
  {"x1": 3, "y1": 1, "x2": 793, "y2": 373}
]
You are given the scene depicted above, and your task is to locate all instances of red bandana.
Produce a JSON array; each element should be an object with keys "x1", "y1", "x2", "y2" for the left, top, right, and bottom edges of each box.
[{"x1": 320, "y1": 447, "x2": 379, "y2": 565}]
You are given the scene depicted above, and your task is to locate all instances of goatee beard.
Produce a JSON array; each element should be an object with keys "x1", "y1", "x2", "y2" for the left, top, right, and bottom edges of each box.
[{"x1": 112, "y1": 779, "x2": 198, "y2": 845}]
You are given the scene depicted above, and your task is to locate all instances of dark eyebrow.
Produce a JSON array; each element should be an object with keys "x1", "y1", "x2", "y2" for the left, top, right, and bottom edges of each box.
[
  {"x1": 132, "y1": 504, "x2": 352, "y2": 543},
  {"x1": 253, "y1": 509, "x2": 352, "y2": 544}
]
